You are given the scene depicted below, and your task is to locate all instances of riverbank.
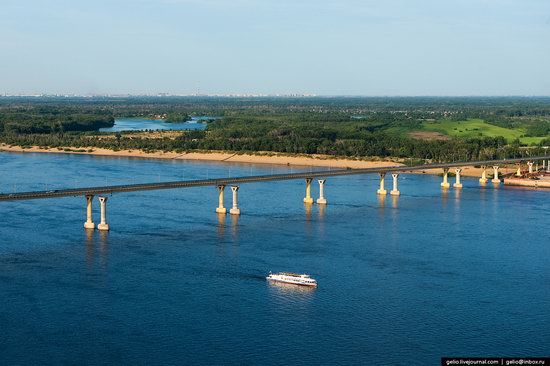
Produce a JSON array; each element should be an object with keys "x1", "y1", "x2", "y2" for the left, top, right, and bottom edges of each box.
[
  {"x1": 0, "y1": 144, "x2": 401, "y2": 169},
  {"x1": 0, "y1": 144, "x2": 514, "y2": 177},
  {"x1": 504, "y1": 174, "x2": 550, "y2": 188}
]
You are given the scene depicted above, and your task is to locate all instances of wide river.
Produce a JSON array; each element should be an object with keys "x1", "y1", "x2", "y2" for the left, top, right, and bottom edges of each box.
[{"x1": 0, "y1": 152, "x2": 548, "y2": 365}]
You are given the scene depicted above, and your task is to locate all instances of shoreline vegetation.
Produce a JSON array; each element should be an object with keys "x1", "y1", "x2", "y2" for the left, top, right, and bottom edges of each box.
[{"x1": 0, "y1": 144, "x2": 509, "y2": 177}]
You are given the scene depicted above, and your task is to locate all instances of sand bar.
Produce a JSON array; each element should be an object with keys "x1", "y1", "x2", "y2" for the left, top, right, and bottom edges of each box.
[{"x1": 0, "y1": 144, "x2": 400, "y2": 169}]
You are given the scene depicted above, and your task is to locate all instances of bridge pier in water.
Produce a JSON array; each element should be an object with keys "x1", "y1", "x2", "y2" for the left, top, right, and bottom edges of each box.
[
  {"x1": 377, "y1": 173, "x2": 387, "y2": 195},
  {"x1": 84, "y1": 195, "x2": 95, "y2": 229},
  {"x1": 516, "y1": 164, "x2": 522, "y2": 177},
  {"x1": 5, "y1": 156, "x2": 550, "y2": 231},
  {"x1": 216, "y1": 185, "x2": 227, "y2": 214},
  {"x1": 453, "y1": 168, "x2": 463, "y2": 188},
  {"x1": 317, "y1": 179, "x2": 327, "y2": 204},
  {"x1": 441, "y1": 168, "x2": 450, "y2": 189},
  {"x1": 492, "y1": 166, "x2": 500, "y2": 184},
  {"x1": 390, "y1": 173, "x2": 400, "y2": 196},
  {"x1": 479, "y1": 166, "x2": 488, "y2": 184},
  {"x1": 97, "y1": 196, "x2": 109, "y2": 231},
  {"x1": 230, "y1": 186, "x2": 240, "y2": 215},
  {"x1": 303, "y1": 178, "x2": 314, "y2": 204}
]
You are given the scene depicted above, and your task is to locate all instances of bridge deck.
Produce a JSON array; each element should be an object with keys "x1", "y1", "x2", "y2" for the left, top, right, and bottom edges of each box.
[{"x1": 0, "y1": 156, "x2": 546, "y2": 201}]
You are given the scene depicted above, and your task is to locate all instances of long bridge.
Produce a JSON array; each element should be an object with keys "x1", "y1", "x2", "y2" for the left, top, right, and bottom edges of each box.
[{"x1": 1, "y1": 156, "x2": 549, "y2": 231}]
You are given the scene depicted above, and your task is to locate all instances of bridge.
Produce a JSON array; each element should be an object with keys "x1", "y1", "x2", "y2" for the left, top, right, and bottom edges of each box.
[{"x1": 1, "y1": 156, "x2": 549, "y2": 231}]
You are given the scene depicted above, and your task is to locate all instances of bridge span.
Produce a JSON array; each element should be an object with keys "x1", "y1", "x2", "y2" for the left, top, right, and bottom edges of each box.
[{"x1": 1, "y1": 156, "x2": 548, "y2": 231}]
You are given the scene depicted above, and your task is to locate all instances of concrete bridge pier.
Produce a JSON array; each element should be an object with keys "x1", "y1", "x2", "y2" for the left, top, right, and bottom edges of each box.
[
  {"x1": 453, "y1": 168, "x2": 463, "y2": 188},
  {"x1": 216, "y1": 185, "x2": 227, "y2": 214},
  {"x1": 303, "y1": 178, "x2": 314, "y2": 204},
  {"x1": 377, "y1": 173, "x2": 387, "y2": 195},
  {"x1": 528, "y1": 161, "x2": 533, "y2": 174},
  {"x1": 84, "y1": 195, "x2": 95, "y2": 229},
  {"x1": 97, "y1": 196, "x2": 109, "y2": 231},
  {"x1": 547, "y1": 160, "x2": 550, "y2": 173},
  {"x1": 543, "y1": 160, "x2": 546, "y2": 170},
  {"x1": 316, "y1": 180, "x2": 327, "y2": 204},
  {"x1": 492, "y1": 166, "x2": 501, "y2": 184},
  {"x1": 479, "y1": 166, "x2": 488, "y2": 184},
  {"x1": 516, "y1": 164, "x2": 522, "y2": 177},
  {"x1": 441, "y1": 168, "x2": 450, "y2": 189},
  {"x1": 230, "y1": 186, "x2": 241, "y2": 215},
  {"x1": 390, "y1": 173, "x2": 400, "y2": 196}
]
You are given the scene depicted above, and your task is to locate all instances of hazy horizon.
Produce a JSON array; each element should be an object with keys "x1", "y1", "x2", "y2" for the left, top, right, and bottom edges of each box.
[{"x1": 2, "y1": 0, "x2": 549, "y2": 96}]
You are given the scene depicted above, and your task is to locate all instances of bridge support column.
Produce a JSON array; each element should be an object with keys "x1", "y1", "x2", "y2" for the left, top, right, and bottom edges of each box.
[
  {"x1": 303, "y1": 178, "x2": 314, "y2": 204},
  {"x1": 216, "y1": 185, "x2": 227, "y2": 214},
  {"x1": 516, "y1": 164, "x2": 522, "y2": 177},
  {"x1": 390, "y1": 173, "x2": 400, "y2": 196},
  {"x1": 535, "y1": 163, "x2": 539, "y2": 172},
  {"x1": 492, "y1": 166, "x2": 500, "y2": 184},
  {"x1": 453, "y1": 168, "x2": 463, "y2": 188},
  {"x1": 479, "y1": 166, "x2": 488, "y2": 184},
  {"x1": 230, "y1": 186, "x2": 240, "y2": 215},
  {"x1": 547, "y1": 160, "x2": 550, "y2": 173},
  {"x1": 528, "y1": 161, "x2": 533, "y2": 174},
  {"x1": 316, "y1": 180, "x2": 327, "y2": 204},
  {"x1": 441, "y1": 168, "x2": 450, "y2": 189},
  {"x1": 97, "y1": 196, "x2": 109, "y2": 231},
  {"x1": 377, "y1": 173, "x2": 387, "y2": 195},
  {"x1": 543, "y1": 160, "x2": 546, "y2": 170},
  {"x1": 84, "y1": 195, "x2": 95, "y2": 229}
]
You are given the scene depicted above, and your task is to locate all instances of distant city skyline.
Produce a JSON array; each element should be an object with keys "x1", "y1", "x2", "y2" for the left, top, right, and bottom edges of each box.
[{"x1": 2, "y1": 0, "x2": 549, "y2": 96}]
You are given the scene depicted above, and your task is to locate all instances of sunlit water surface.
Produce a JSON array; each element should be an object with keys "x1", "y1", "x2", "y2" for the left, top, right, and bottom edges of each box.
[{"x1": 0, "y1": 152, "x2": 549, "y2": 365}]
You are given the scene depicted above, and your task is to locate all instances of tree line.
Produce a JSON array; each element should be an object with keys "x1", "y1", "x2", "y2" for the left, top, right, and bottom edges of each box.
[{"x1": 1, "y1": 97, "x2": 549, "y2": 163}]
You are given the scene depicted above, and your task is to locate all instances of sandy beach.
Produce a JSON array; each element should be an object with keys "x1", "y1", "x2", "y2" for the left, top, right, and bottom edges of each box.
[
  {"x1": 0, "y1": 144, "x2": 401, "y2": 169},
  {"x1": 0, "y1": 144, "x2": 518, "y2": 177}
]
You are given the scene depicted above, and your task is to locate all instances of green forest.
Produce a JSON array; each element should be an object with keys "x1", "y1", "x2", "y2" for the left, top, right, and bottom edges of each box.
[{"x1": 1, "y1": 96, "x2": 549, "y2": 162}]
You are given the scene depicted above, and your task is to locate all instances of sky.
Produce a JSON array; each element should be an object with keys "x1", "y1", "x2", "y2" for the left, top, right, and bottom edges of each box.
[{"x1": 1, "y1": 0, "x2": 549, "y2": 96}]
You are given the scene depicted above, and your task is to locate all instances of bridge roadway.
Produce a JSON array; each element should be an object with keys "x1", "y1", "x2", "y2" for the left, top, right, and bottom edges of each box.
[{"x1": 0, "y1": 156, "x2": 547, "y2": 202}]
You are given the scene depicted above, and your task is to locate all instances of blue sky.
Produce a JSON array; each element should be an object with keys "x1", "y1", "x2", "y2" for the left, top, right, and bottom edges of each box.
[{"x1": 1, "y1": 0, "x2": 549, "y2": 95}]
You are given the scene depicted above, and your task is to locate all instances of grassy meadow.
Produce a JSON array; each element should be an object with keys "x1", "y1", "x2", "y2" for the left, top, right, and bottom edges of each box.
[{"x1": 419, "y1": 119, "x2": 550, "y2": 145}]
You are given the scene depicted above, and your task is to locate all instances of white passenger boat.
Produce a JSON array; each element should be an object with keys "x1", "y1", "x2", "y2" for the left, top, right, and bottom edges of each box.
[{"x1": 266, "y1": 272, "x2": 317, "y2": 287}]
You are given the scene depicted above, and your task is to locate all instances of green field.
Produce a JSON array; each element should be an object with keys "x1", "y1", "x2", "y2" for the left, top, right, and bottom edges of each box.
[{"x1": 421, "y1": 119, "x2": 548, "y2": 144}]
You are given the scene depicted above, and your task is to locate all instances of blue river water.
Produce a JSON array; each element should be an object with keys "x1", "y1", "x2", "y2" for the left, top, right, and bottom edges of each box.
[
  {"x1": 99, "y1": 117, "x2": 208, "y2": 132},
  {"x1": 0, "y1": 152, "x2": 549, "y2": 365}
]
